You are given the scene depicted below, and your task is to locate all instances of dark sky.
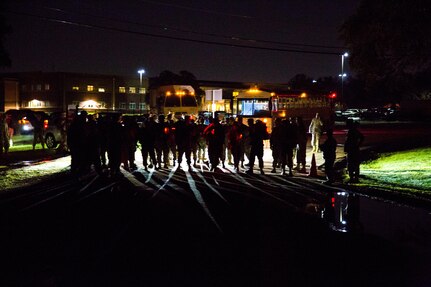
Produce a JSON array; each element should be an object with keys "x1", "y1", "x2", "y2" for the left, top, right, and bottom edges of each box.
[{"x1": 3, "y1": 0, "x2": 360, "y2": 83}]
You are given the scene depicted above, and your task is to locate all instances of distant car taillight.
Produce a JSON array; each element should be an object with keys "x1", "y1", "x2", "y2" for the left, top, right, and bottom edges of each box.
[{"x1": 44, "y1": 119, "x2": 49, "y2": 129}]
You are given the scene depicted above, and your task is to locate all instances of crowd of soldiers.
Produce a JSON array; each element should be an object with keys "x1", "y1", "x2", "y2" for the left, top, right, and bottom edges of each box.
[
  {"x1": 66, "y1": 110, "x2": 318, "y2": 178},
  {"x1": 2, "y1": 108, "x2": 365, "y2": 184}
]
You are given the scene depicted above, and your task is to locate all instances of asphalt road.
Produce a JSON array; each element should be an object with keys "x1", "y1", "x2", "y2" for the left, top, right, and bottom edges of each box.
[{"x1": 0, "y1": 163, "x2": 428, "y2": 287}]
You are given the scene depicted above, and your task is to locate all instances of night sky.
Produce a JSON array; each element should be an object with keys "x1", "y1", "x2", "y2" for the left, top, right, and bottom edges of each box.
[{"x1": 3, "y1": 0, "x2": 360, "y2": 83}]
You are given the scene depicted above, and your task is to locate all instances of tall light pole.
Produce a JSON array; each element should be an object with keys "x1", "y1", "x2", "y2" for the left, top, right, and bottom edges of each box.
[
  {"x1": 339, "y1": 52, "x2": 348, "y2": 102},
  {"x1": 137, "y1": 69, "x2": 146, "y2": 86}
]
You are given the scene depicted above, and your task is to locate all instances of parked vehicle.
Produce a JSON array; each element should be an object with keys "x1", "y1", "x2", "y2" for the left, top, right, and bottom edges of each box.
[
  {"x1": 342, "y1": 109, "x2": 361, "y2": 118},
  {"x1": 360, "y1": 107, "x2": 400, "y2": 121},
  {"x1": 335, "y1": 109, "x2": 361, "y2": 121},
  {"x1": 5, "y1": 109, "x2": 48, "y2": 135},
  {"x1": 44, "y1": 112, "x2": 65, "y2": 149}
]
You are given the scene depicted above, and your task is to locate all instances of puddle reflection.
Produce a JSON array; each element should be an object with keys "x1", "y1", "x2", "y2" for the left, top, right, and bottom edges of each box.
[{"x1": 321, "y1": 190, "x2": 363, "y2": 233}]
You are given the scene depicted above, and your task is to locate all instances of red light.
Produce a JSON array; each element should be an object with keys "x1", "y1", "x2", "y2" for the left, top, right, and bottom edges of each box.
[
  {"x1": 329, "y1": 92, "x2": 337, "y2": 99},
  {"x1": 331, "y1": 197, "x2": 335, "y2": 207},
  {"x1": 44, "y1": 120, "x2": 49, "y2": 129}
]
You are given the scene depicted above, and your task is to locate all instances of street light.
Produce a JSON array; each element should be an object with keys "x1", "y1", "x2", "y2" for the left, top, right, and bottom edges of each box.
[
  {"x1": 137, "y1": 69, "x2": 146, "y2": 86},
  {"x1": 340, "y1": 52, "x2": 348, "y2": 101}
]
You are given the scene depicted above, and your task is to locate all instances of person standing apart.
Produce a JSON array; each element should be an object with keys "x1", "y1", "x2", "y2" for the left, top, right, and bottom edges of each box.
[{"x1": 309, "y1": 113, "x2": 323, "y2": 153}]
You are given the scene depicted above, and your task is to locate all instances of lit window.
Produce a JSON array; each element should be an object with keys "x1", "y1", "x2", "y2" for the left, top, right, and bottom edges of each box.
[
  {"x1": 129, "y1": 102, "x2": 136, "y2": 110},
  {"x1": 98, "y1": 88, "x2": 105, "y2": 92},
  {"x1": 238, "y1": 99, "x2": 269, "y2": 116},
  {"x1": 87, "y1": 85, "x2": 94, "y2": 92},
  {"x1": 45, "y1": 84, "x2": 50, "y2": 91},
  {"x1": 129, "y1": 87, "x2": 136, "y2": 93},
  {"x1": 119, "y1": 87, "x2": 126, "y2": 93},
  {"x1": 29, "y1": 99, "x2": 43, "y2": 107},
  {"x1": 139, "y1": 103, "x2": 146, "y2": 110},
  {"x1": 36, "y1": 84, "x2": 42, "y2": 91},
  {"x1": 139, "y1": 88, "x2": 146, "y2": 94},
  {"x1": 72, "y1": 86, "x2": 79, "y2": 91},
  {"x1": 120, "y1": 102, "x2": 126, "y2": 109}
]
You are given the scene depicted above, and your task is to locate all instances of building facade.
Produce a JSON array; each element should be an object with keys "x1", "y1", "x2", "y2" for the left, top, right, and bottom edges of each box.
[{"x1": 0, "y1": 72, "x2": 149, "y2": 114}]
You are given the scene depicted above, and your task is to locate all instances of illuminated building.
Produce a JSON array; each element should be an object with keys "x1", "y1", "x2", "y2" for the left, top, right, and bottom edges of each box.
[{"x1": 0, "y1": 72, "x2": 149, "y2": 114}]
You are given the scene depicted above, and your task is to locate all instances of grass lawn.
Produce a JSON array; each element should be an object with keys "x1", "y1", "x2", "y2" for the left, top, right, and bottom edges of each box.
[
  {"x1": 360, "y1": 147, "x2": 431, "y2": 196},
  {"x1": 8, "y1": 144, "x2": 40, "y2": 152}
]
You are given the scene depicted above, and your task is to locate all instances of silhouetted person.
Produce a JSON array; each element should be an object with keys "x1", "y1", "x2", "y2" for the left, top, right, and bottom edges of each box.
[
  {"x1": 67, "y1": 111, "x2": 87, "y2": 175},
  {"x1": 84, "y1": 114, "x2": 102, "y2": 174},
  {"x1": 222, "y1": 117, "x2": 235, "y2": 166},
  {"x1": 0, "y1": 113, "x2": 10, "y2": 156},
  {"x1": 106, "y1": 113, "x2": 124, "y2": 177},
  {"x1": 175, "y1": 115, "x2": 194, "y2": 168},
  {"x1": 246, "y1": 119, "x2": 268, "y2": 175},
  {"x1": 138, "y1": 116, "x2": 158, "y2": 171},
  {"x1": 227, "y1": 120, "x2": 242, "y2": 171},
  {"x1": 295, "y1": 116, "x2": 307, "y2": 173},
  {"x1": 204, "y1": 117, "x2": 225, "y2": 171},
  {"x1": 344, "y1": 119, "x2": 364, "y2": 183},
  {"x1": 32, "y1": 113, "x2": 45, "y2": 150},
  {"x1": 97, "y1": 115, "x2": 109, "y2": 168},
  {"x1": 123, "y1": 116, "x2": 139, "y2": 170},
  {"x1": 243, "y1": 118, "x2": 253, "y2": 166},
  {"x1": 320, "y1": 129, "x2": 337, "y2": 184},
  {"x1": 270, "y1": 118, "x2": 283, "y2": 173},
  {"x1": 155, "y1": 114, "x2": 170, "y2": 169},
  {"x1": 57, "y1": 113, "x2": 68, "y2": 153},
  {"x1": 280, "y1": 119, "x2": 297, "y2": 176},
  {"x1": 236, "y1": 116, "x2": 248, "y2": 168},
  {"x1": 196, "y1": 117, "x2": 208, "y2": 164},
  {"x1": 166, "y1": 113, "x2": 177, "y2": 165},
  {"x1": 189, "y1": 118, "x2": 200, "y2": 166}
]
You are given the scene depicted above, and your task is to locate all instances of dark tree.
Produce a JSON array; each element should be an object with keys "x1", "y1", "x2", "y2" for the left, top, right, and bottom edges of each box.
[
  {"x1": 151, "y1": 70, "x2": 204, "y2": 102},
  {"x1": 0, "y1": 3, "x2": 12, "y2": 68},
  {"x1": 314, "y1": 76, "x2": 339, "y2": 94},
  {"x1": 157, "y1": 70, "x2": 180, "y2": 85},
  {"x1": 288, "y1": 74, "x2": 314, "y2": 91},
  {"x1": 178, "y1": 70, "x2": 204, "y2": 101},
  {"x1": 340, "y1": 0, "x2": 431, "y2": 101}
]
